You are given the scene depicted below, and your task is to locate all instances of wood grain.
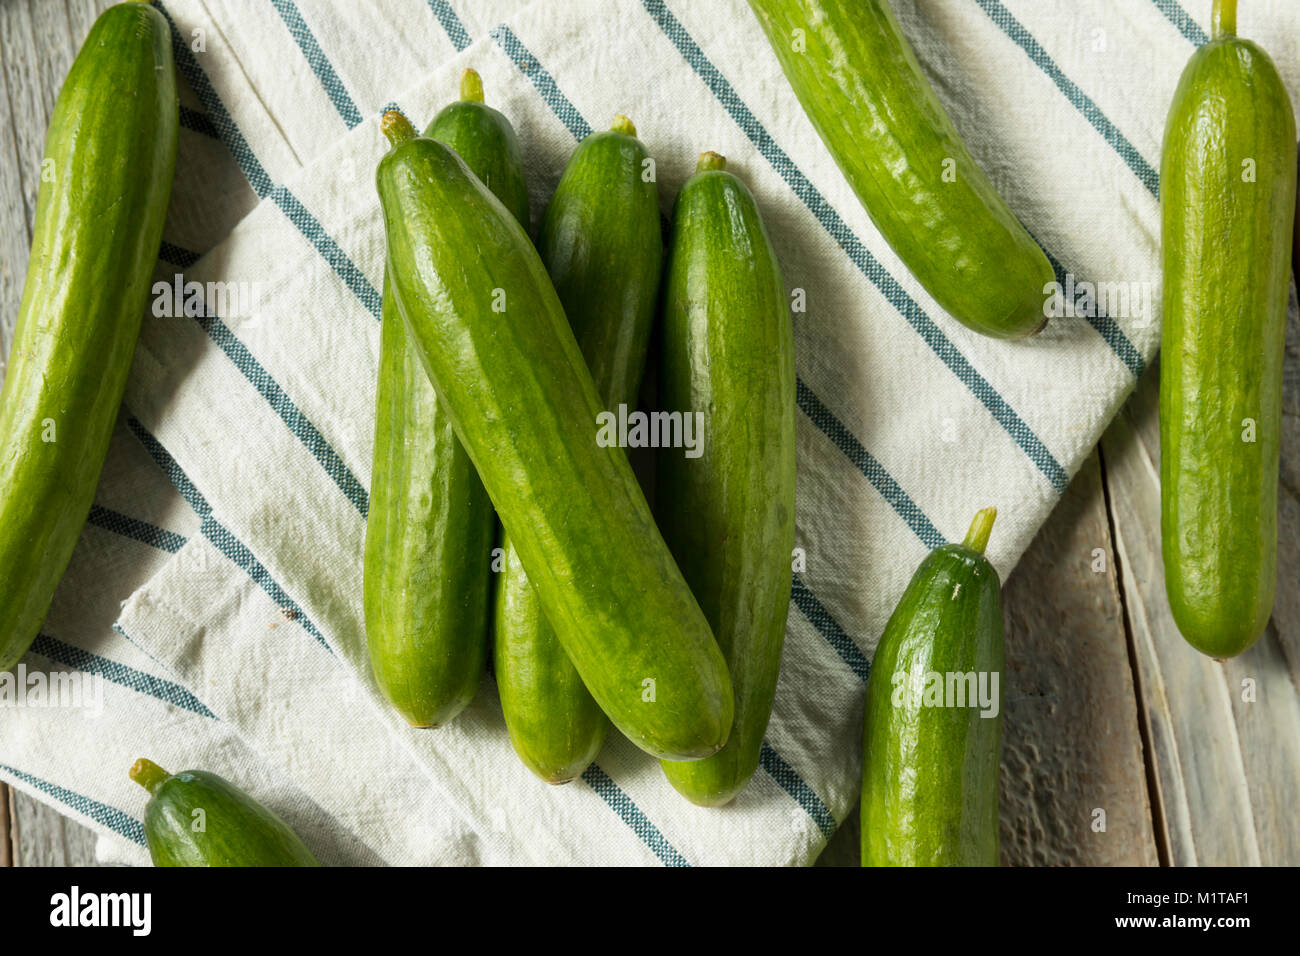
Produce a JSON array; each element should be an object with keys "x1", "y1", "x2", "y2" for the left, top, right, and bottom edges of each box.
[
  {"x1": 999, "y1": 450, "x2": 1159, "y2": 866},
  {"x1": 0, "y1": 784, "x2": 12, "y2": 866}
]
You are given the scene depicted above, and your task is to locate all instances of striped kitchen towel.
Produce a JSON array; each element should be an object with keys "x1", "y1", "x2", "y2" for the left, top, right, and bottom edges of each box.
[{"x1": 3, "y1": 0, "x2": 1297, "y2": 866}]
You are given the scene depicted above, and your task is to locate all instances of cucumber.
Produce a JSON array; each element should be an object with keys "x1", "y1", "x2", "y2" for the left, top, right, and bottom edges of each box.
[
  {"x1": 746, "y1": 0, "x2": 1053, "y2": 339},
  {"x1": 426, "y1": 69, "x2": 530, "y2": 227},
  {"x1": 129, "y1": 758, "x2": 319, "y2": 867},
  {"x1": 0, "y1": 0, "x2": 177, "y2": 673},
  {"x1": 657, "y1": 152, "x2": 796, "y2": 806},
  {"x1": 494, "y1": 116, "x2": 661, "y2": 782},
  {"x1": 1159, "y1": 0, "x2": 1296, "y2": 659},
  {"x1": 364, "y1": 70, "x2": 527, "y2": 727},
  {"x1": 376, "y1": 112, "x2": 732, "y2": 761},
  {"x1": 860, "y1": 508, "x2": 1004, "y2": 867}
]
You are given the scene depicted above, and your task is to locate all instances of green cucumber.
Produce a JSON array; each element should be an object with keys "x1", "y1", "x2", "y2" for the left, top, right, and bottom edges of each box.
[
  {"x1": 657, "y1": 152, "x2": 796, "y2": 806},
  {"x1": 130, "y1": 758, "x2": 319, "y2": 867},
  {"x1": 0, "y1": 0, "x2": 177, "y2": 673},
  {"x1": 1159, "y1": 0, "x2": 1296, "y2": 659},
  {"x1": 860, "y1": 508, "x2": 1004, "y2": 867},
  {"x1": 377, "y1": 112, "x2": 732, "y2": 761},
  {"x1": 746, "y1": 0, "x2": 1053, "y2": 339},
  {"x1": 426, "y1": 69, "x2": 530, "y2": 227},
  {"x1": 494, "y1": 116, "x2": 662, "y2": 783},
  {"x1": 364, "y1": 70, "x2": 527, "y2": 727}
]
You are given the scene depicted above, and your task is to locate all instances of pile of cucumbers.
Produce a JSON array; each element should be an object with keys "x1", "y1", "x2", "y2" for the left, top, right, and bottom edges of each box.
[{"x1": 0, "y1": 0, "x2": 1295, "y2": 867}]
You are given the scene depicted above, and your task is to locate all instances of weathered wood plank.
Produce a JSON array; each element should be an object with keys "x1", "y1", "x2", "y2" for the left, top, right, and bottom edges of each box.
[
  {"x1": 998, "y1": 450, "x2": 1159, "y2": 866},
  {"x1": 818, "y1": 451, "x2": 1158, "y2": 866},
  {"x1": 10, "y1": 789, "x2": 100, "y2": 866},
  {"x1": 0, "y1": 784, "x2": 12, "y2": 866}
]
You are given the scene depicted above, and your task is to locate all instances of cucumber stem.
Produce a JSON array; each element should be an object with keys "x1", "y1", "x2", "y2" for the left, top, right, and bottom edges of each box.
[
  {"x1": 129, "y1": 758, "x2": 171, "y2": 795},
  {"x1": 1211, "y1": 0, "x2": 1237, "y2": 38},
  {"x1": 381, "y1": 110, "x2": 417, "y2": 148},
  {"x1": 611, "y1": 114, "x2": 637, "y2": 137},
  {"x1": 962, "y1": 507, "x2": 997, "y2": 556},
  {"x1": 459, "y1": 68, "x2": 485, "y2": 104},
  {"x1": 697, "y1": 151, "x2": 726, "y2": 173}
]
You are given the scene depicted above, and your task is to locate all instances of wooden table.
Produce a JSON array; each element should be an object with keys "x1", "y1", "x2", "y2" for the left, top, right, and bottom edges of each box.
[{"x1": 3, "y1": 0, "x2": 1298, "y2": 867}]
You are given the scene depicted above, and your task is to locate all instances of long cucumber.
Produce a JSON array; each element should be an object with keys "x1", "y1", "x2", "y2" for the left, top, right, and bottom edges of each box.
[
  {"x1": 746, "y1": 0, "x2": 1053, "y2": 339},
  {"x1": 494, "y1": 116, "x2": 661, "y2": 783},
  {"x1": 657, "y1": 152, "x2": 796, "y2": 806},
  {"x1": 1159, "y1": 0, "x2": 1296, "y2": 658},
  {"x1": 376, "y1": 113, "x2": 732, "y2": 761},
  {"x1": 0, "y1": 0, "x2": 177, "y2": 672},
  {"x1": 364, "y1": 70, "x2": 528, "y2": 727}
]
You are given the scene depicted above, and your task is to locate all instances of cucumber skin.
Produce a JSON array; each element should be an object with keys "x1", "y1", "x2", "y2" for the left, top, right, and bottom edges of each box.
[
  {"x1": 495, "y1": 128, "x2": 661, "y2": 782},
  {"x1": 0, "y1": 2, "x2": 177, "y2": 672},
  {"x1": 377, "y1": 136, "x2": 733, "y2": 761},
  {"x1": 657, "y1": 168, "x2": 796, "y2": 806},
  {"x1": 1159, "y1": 35, "x2": 1296, "y2": 659},
  {"x1": 364, "y1": 99, "x2": 528, "y2": 727},
  {"x1": 143, "y1": 770, "x2": 319, "y2": 867},
  {"x1": 860, "y1": 544, "x2": 1004, "y2": 866},
  {"x1": 747, "y1": 0, "x2": 1053, "y2": 339}
]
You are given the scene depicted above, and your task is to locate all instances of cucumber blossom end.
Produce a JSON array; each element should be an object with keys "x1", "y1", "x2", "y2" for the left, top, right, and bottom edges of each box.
[
  {"x1": 129, "y1": 758, "x2": 171, "y2": 795},
  {"x1": 381, "y1": 110, "x2": 417, "y2": 148},
  {"x1": 459, "y1": 67, "x2": 485, "y2": 104},
  {"x1": 697, "y1": 150, "x2": 726, "y2": 173},
  {"x1": 962, "y1": 507, "x2": 997, "y2": 556},
  {"x1": 1211, "y1": 0, "x2": 1237, "y2": 39}
]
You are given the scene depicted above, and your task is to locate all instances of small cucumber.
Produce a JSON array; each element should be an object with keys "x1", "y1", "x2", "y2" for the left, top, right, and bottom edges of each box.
[
  {"x1": 1159, "y1": 0, "x2": 1296, "y2": 659},
  {"x1": 377, "y1": 112, "x2": 732, "y2": 761},
  {"x1": 494, "y1": 116, "x2": 661, "y2": 783},
  {"x1": 426, "y1": 69, "x2": 530, "y2": 227},
  {"x1": 746, "y1": 0, "x2": 1053, "y2": 339},
  {"x1": 657, "y1": 152, "x2": 796, "y2": 806},
  {"x1": 860, "y1": 508, "x2": 1004, "y2": 867},
  {"x1": 130, "y1": 758, "x2": 319, "y2": 867},
  {"x1": 0, "y1": 0, "x2": 177, "y2": 672},
  {"x1": 364, "y1": 70, "x2": 527, "y2": 726}
]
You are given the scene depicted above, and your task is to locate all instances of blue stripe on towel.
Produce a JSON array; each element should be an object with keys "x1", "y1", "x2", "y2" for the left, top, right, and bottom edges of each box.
[
  {"x1": 154, "y1": 246, "x2": 370, "y2": 517},
  {"x1": 427, "y1": 0, "x2": 472, "y2": 52},
  {"x1": 790, "y1": 573, "x2": 871, "y2": 682},
  {"x1": 124, "y1": 416, "x2": 332, "y2": 655},
  {"x1": 639, "y1": 0, "x2": 1071, "y2": 492},
  {"x1": 29, "y1": 634, "x2": 217, "y2": 719},
  {"x1": 972, "y1": 0, "x2": 1160, "y2": 197},
  {"x1": 1150, "y1": 0, "x2": 1209, "y2": 46},
  {"x1": 87, "y1": 505, "x2": 188, "y2": 554},
  {"x1": 758, "y1": 742, "x2": 836, "y2": 839},
  {"x1": 0, "y1": 764, "x2": 146, "y2": 846},
  {"x1": 581, "y1": 764, "x2": 690, "y2": 866},
  {"x1": 269, "y1": 0, "x2": 364, "y2": 128}
]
